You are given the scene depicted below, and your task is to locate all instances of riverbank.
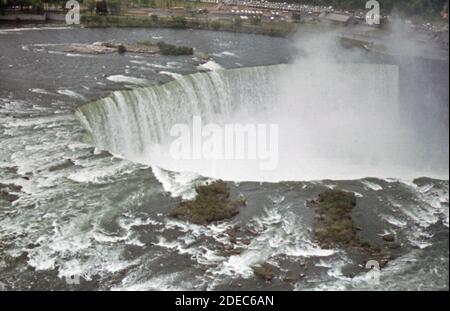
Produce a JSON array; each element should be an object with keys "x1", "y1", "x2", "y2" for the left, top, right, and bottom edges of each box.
[
  {"x1": 0, "y1": 12, "x2": 65, "y2": 22},
  {"x1": 81, "y1": 15, "x2": 298, "y2": 38}
]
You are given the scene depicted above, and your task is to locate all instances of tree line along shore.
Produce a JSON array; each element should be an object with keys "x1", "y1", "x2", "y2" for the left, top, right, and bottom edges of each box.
[
  {"x1": 81, "y1": 14, "x2": 298, "y2": 37},
  {"x1": 1, "y1": 1, "x2": 448, "y2": 37}
]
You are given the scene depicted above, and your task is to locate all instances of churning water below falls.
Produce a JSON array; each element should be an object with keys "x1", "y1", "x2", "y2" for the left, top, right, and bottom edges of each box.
[{"x1": 0, "y1": 26, "x2": 448, "y2": 290}]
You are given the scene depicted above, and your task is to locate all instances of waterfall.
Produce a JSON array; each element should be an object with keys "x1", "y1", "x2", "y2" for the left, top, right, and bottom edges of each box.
[
  {"x1": 76, "y1": 65, "x2": 281, "y2": 159},
  {"x1": 76, "y1": 64, "x2": 449, "y2": 185}
]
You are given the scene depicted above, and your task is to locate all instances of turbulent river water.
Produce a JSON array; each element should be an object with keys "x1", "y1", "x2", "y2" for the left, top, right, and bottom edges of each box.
[{"x1": 0, "y1": 25, "x2": 448, "y2": 290}]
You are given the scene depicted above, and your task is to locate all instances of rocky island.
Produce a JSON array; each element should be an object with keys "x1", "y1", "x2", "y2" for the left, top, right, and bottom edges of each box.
[{"x1": 60, "y1": 41, "x2": 194, "y2": 56}]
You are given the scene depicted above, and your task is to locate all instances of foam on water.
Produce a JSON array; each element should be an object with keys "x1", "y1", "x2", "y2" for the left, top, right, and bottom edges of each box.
[
  {"x1": 29, "y1": 88, "x2": 53, "y2": 95},
  {"x1": 159, "y1": 71, "x2": 183, "y2": 80},
  {"x1": 57, "y1": 89, "x2": 86, "y2": 100},
  {"x1": 112, "y1": 272, "x2": 197, "y2": 291},
  {"x1": 370, "y1": 179, "x2": 449, "y2": 250},
  {"x1": 211, "y1": 51, "x2": 239, "y2": 58},
  {"x1": 360, "y1": 180, "x2": 383, "y2": 191},
  {"x1": 106, "y1": 75, "x2": 150, "y2": 86},
  {"x1": 197, "y1": 60, "x2": 224, "y2": 71},
  {"x1": 213, "y1": 207, "x2": 334, "y2": 279},
  {"x1": 67, "y1": 160, "x2": 135, "y2": 184},
  {"x1": 151, "y1": 167, "x2": 204, "y2": 199},
  {"x1": 149, "y1": 196, "x2": 336, "y2": 287},
  {"x1": 296, "y1": 247, "x2": 449, "y2": 291},
  {"x1": 0, "y1": 98, "x2": 156, "y2": 285}
]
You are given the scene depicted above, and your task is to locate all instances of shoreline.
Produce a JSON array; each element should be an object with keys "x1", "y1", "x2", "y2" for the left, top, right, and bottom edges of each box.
[
  {"x1": 1, "y1": 14, "x2": 447, "y2": 61},
  {"x1": 0, "y1": 12, "x2": 298, "y2": 37},
  {"x1": 80, "y1": 14, "x2": 298, "y2": 38}
]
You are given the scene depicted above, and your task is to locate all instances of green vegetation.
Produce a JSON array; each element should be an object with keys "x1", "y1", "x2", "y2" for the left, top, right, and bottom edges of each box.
[
  {"x1": 311, "y1": 189, "x2": 384, "y2": 255},
  {"x1": 313, "y1": 189, "x2": 357, "y2": 245},
  {"x1": 157, "y1": 41, "x2": 193, "y2": 55},
  {"x1": 135, "y1": 39, "x2": 193, "y2": 56},
  {"x1": 168, "y1": 15, "x2": 188, "y2": 28},
  {"x1": 170, "y1": 180, "x2": 245, "y2": 225},
  {"x1": 232, "y1": 17, "x2": 243, "y2": 29},
  {"x1": 61, "y1": 40, "x2": 191, "y2": 55},
  {"x1": 249, "y1": 16, "x2": 262, "y2": 25},
  {"x1": 210, "y1": 20, "x2": 221, "y2": 30},
  {"x1": 136, "y1": 40, "x2": 153, "y2": 46},
  {"x1": 81, "y1": 15, "x2": 297, "y2": 37},
  {"x1": 309, "y1": 189, "x2": 405, "y2": 272},
  {"x1": 117, "y1": 44, "x2": 126, "y2": 54},
  {"x1": 150, "y1": 13, "x2": 158, "y2": 22}
]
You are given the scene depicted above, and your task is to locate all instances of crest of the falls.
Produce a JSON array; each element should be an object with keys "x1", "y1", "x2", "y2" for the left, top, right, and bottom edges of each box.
[{"x1": 76, "y1": 64, "x2": 449, "y2": 186}]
